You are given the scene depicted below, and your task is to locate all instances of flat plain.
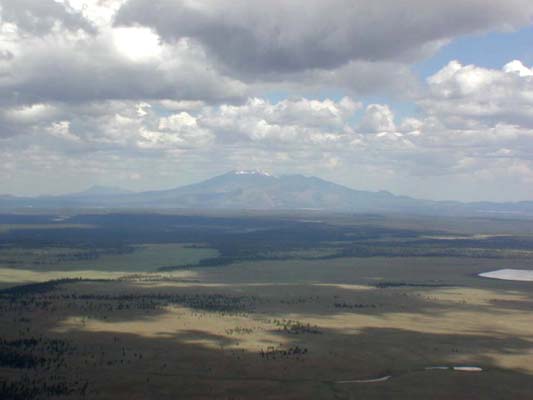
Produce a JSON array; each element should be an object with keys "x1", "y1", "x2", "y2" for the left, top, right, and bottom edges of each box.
[{"x1": 1, "y1": 212, "x2": 532, "y2": 399}]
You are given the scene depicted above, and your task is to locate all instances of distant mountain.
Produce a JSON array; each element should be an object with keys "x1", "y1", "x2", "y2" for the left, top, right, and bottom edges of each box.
[
  {"x1": 1, "y1": 170, "x2": 533, "y2": 216},
  {"x1": 67, "y1": 185, "x2": 132, "y2": 197}
]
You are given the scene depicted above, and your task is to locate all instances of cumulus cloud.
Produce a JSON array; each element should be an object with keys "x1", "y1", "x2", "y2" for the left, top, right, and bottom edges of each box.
[
  {"x1": 248, "y1": 60, "x2": 421, "y2": 100},
  {"x1": 4, "y1": 0, "x2": 529, "y2": 112},
  {"x1": 369, "y1": 60, "x2": 533, "y2": 188},
  {"x1": 115, "y1": 0, "x2": 533, "y2": 75},
  {"x1": 359, "y1": 104, "x2": 396, "y2": 133},
  {"x1": 422, "y1": 60, "x2": 533, "y2": 128},
  {"x1": 0, "y1": 29, "x2": 246, "y2": 110},
  {"x1": 199, "y1": 97, "x2": 360, "y2": 145},
  {"x1": 2, "y1": 96, "x2": 364, "y2": 157},
  {"x1": 0, "y1": 103, "x2": 60, "y2": 137},
  {"x1": 153, "y1": 111, "x2": 214, "y2": 149},
  {"x1": 0, "y1": 0, "x2": 96, "y2": 35}
]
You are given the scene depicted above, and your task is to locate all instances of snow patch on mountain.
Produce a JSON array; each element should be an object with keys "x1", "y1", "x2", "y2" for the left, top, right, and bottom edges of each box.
[{"x1": 233, "y1": 170, "x2": 276, "y2": 177}]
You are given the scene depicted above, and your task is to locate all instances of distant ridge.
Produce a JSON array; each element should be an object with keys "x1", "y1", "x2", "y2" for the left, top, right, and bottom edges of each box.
[
  {"x1": 68, "y1": 185, "x2": 133, "y2": 197},
  {"x1": 1, "y1": 171, "x2": 533, "y2": 216}
]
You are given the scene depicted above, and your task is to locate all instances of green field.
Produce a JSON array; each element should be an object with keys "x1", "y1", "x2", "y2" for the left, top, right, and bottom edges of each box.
[
  {"x1": 0, "y1": 243, "x2": 219, "y2": 274},
  {"x1": 0, "y1": 223, "x2": 94, "y2": 234}
]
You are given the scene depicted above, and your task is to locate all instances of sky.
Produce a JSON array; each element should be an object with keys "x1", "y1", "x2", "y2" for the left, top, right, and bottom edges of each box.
[{"x1": 1, "y1": 0, "x2": 533, "y2": 202}]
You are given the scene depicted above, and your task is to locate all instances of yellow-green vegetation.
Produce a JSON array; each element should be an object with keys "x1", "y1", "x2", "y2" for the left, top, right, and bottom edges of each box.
[
  {"x1": 66, "y1": 243, "x2": 218, "y2": 272},
  {"x1": 0, "y1": 243, "x2": 219, "y2": 273},
  {"x1": 0, "y1": 268, "x2": 128, "y2": 286},
  {"x1": 0, "y1": 223, "x2": 94, "y2": 234},
  {"x1": 256, "y1": 247, "x2": 341, "y2": 259}
]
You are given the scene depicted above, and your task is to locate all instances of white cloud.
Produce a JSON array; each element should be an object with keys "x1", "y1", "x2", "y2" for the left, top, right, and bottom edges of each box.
[
  {"x1": 359, "y1": 104, "x2": 396, "y2": 133},
  {"x1": 422, "y1": 60, "x2": 533, "y2": 129},
  {"x1": 200, "y1": 97, "x2": 360, "y2": 145},
  {"x1": 4, "y1": 103, "x2": 58, "y2": 123},
  {"x1": 58, "y1": 0, "x2": 128, "y2": 28},
  {"x1": 112, "y1": 26, "x2": 162, "y2": 62},
  {"x1": 503, "y1": 60, "x2": 533, "y2": 77}
]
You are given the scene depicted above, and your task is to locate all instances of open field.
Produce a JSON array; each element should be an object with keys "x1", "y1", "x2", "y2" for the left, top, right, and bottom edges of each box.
[
  {"x1": 0, "y1": 224, "x2": 95, "y2": 234},
  {"x1": 0, "y1": 244, "x2": 219, "y2": 274},
  {"x1": 0, "y1": 212, "x2": 532, "y2": 399}
]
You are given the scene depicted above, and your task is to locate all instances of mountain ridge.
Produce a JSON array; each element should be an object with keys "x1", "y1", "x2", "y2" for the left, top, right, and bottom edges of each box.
[
  {"x1": 66, "y1": 185, "x2": 133, "y2": 197},
  {"x1": 1, "y1": 171, "x2": 532, "y2": 216}
]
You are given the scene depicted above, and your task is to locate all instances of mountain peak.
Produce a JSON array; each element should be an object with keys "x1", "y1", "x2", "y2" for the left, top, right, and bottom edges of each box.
[{"x1": 230, "y1": 170, "x2": 276, "y2": 178}]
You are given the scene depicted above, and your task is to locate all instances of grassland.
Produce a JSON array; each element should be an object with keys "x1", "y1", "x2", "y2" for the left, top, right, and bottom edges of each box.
[
  {"x1": 0, "y1": 212, "x2": 532, "y2": 399},
  {"x1": 0, "y1": 243, "x2": 219, "y2": 274},
  {"x1": 0, "y1": 223, "x2": 94, "y2": 234}
]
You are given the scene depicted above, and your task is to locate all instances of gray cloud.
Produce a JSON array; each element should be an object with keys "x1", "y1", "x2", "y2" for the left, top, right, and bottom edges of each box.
[
  {"x1": 0, "y1": 0, "x2": 96, "y2": 34},
  {"x1": 115, "y1": 0, "x2": 533, "y2": 76},
  {"x1": 0, "y1": 35, "x2": 246, "y2": 110}
]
